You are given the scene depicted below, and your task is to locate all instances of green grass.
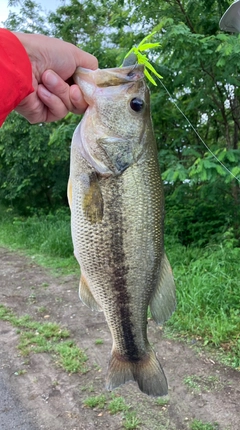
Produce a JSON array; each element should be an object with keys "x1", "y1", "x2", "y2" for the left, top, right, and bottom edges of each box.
[
  {"x1": 189, "y1": 419, "x2": 219, "y2": 430},
  {"x1": 14, "y1": 369, "x2": 27, "y2": 376},
  {"x1": 83, "y1": 393, "x2": 128, "y2": 412},
  {"x1": 183, "y1": 375, "x2": 202, "y2": 392},
  {"x1": 95, "y1": 338, "x2": 104, "y2": 345},
  {"x1": 0, "y1": 209, "x2": 78, "y2": 274},
  {"x1": 84, "y1": 394, "x2": 107, "y2": 409},
  {"x1": 183, "y1": 375, "x2": 222, "y2": 394},
  {"x1": 0, "y1": 304, "x2": 88, "y2": 373},
  {"x1": 165, "y1": 240, "x2": 240, "y2": 368},
  {"x1": 108, "y1": 396, "x2": 129, "y2": 414},
  {"x1": 0, "y1": 208, "x2": 239, "y2": 368},
  {"x1": 54, "y1": 341, "x2": 88, "y2": 373},
  {"x1": 83, "y1": 393, "x2": 141, "y2": 429},
  {"x1": 37, "y1": 306, "x2": 48, "y2": 314},
  {"x1": 155, "y1": 396, "x2": 170, "y2": 406},
  {"x1": 122, "y1": 411, "x2": 141, "y2": 429}
]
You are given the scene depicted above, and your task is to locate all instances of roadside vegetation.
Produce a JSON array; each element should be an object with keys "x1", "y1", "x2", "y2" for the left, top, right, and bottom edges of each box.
[
  {"x1": 0, "y1": 208, "x2": 239, "y2": 370},
  {"x1": 0, "y1": 304, "x2": 88, "y2": 374},
  {"x1": 82, "y1": 392, "x2": 218, "y2": 430},
  {"x1": 0, "y1": 207, "x2": 78, "y2": 274},
  {"x1": 0, "y1": 2, "x2": 239, "y2": 429},
  {"x1": 0, "y1": 2, "x2": 239, "y2": 370}
]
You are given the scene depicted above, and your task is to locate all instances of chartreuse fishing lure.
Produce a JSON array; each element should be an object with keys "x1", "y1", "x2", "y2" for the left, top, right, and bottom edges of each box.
[{"x1": 122, "y1": 31, "x2": 162, "y2": 86}]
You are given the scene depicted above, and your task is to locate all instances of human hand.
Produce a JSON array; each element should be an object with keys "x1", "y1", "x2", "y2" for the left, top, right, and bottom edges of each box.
[{"x1": 13, "y1": 32, "x2": 98, "y2": 123}]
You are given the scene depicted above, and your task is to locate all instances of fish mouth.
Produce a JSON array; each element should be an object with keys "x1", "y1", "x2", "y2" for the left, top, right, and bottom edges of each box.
[{"x1": 73, "y1": 64, "x2": 145, "y2": 88}]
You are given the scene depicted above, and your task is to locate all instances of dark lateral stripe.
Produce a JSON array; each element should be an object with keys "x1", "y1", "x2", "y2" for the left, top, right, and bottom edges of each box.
[{"x1": 109, "y1": 178, "x2": 140, "y2": 361}]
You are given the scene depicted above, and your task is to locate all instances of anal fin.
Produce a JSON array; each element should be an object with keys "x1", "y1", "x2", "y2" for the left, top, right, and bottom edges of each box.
[
  {"x1": 150, "y1": 253, "x2": 176, "y2": 325},
  {"x1": 79, "y1": 275, "x2": 102, "y2": 312}
]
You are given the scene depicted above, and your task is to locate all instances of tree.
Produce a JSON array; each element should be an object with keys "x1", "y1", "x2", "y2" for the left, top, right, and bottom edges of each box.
[
  {"x1": 125, "y1": 0, "x2": 240, "y2": 244},
  {"x1": 4, "y1": 0, "x2": 50, "y2": 34},
  {"x1": 1, "y1": 0, "x2": 239, "y2": 244},
  {"x1": 0, "y1": 112, "x2": 75, "y2": 212}
]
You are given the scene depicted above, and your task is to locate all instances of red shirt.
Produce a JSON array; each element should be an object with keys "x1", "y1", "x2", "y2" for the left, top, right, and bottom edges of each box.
[{"x1": 0, "y1": 29, "x2": 34, "y2": 126}]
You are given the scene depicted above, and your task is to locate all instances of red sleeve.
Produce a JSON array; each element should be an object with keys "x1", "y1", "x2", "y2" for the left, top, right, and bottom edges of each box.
[{"x1": 0, "y1": 29, "x2": 34, "y2": 126}]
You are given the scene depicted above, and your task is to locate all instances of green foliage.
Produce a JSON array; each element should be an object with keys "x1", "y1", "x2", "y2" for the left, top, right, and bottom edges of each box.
[
  {"x1": 164, "y1": 181, "x2": 240, "y2": 247},
  {"x1": 47, "y1": 0, "x2": 132, "y2": 68},
  {"x1": 1, "y1": 0, "x2": 240, "y2": 372},
  {"x1": 5, "y1": 0, "x2": 50, "y2": 33},
  {"x1": 0, "y1": 207, "x2": 78, "y2": 274},
  {"x1": 0, "y1": 206, "x2": 239, "y2": 368},
  {"x1": 166, "y1": 242, "x2": 240, "y2": 367},
  {"x1": 135, "y1": 0, "x2": 239, "y2": 247},
  {"x1": 2, "y1": 0, "x2": 240, "y2": 246},
  {"x1": 0, "y1": 112, "x2": 74, "y2": 212},
  {"x1": 0, "y1": 208, "x2": 71, "y2": 256}
]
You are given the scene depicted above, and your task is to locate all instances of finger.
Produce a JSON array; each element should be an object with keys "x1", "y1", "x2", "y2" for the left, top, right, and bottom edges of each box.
[
  {"x1": 69, "y1": 84, "x2": 88, "y2": 112},
  {"x1": 42, "y1": 70, "x2": 87, "y2": 114},
  {"x1": 15, "y1": 91, "x2": 48, "y2": 124},
  {"x1": 74, "y1": 49, "x2": 98, "y2": 71},
  {"x1": 38, "y1": 84, "x2": 68, "y2": 122}
]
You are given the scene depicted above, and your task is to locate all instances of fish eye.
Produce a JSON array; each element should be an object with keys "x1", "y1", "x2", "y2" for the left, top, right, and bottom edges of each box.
[{"x1": 130, "y1": 98, "x2": 144, "y2": 112}]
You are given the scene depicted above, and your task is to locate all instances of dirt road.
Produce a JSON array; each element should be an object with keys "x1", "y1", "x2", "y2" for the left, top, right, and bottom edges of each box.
[{"x1": 0, "y1": 247, "x2": 239, "y2": 430}]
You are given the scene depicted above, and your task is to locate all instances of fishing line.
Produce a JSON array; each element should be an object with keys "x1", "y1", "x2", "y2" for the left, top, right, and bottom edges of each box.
[{"x1": 156, "y1": 76, "x2": 240, "y2": 184}]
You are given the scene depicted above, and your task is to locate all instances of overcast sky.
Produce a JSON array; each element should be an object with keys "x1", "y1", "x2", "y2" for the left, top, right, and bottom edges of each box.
[{"x1": 0, "y1": 0, "x2": 63, "y2": 26}]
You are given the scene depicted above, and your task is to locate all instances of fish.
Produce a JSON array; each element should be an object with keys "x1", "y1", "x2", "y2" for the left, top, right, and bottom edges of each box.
[{"x1": 67, "y1": 61, "x2": 176, "y2": 397}]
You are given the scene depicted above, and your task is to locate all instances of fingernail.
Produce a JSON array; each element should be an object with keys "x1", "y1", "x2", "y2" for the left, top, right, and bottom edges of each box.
[
  {"x1": 71, "y1": 86, "x2": 81, "y2": 101},
  {"x1": 44, "y1": 70, "x2": 58, "y2": 87},
  {"x1": 39, "y1": 85, "x2": 51, "y2": 98}
]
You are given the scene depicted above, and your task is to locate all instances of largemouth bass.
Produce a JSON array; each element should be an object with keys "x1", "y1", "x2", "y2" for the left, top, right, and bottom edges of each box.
[{"x1": 68, "y1": 62, "x2": 176, "y2": 397}]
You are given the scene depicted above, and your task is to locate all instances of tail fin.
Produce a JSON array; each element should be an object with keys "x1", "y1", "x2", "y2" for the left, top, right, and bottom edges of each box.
[{"x1": 106, "y1": 349, "x2": 168, "y2": 397}]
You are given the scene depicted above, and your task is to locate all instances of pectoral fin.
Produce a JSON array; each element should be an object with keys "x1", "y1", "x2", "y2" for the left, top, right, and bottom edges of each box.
[
  {"x1": 79, "y1": 275, "x2": 102, "y2": 311},
  {"x1": 81, "y1": 172, "x2": 103, "y2": 223},
  {"x1": 98, "y1": 137, "x2": 134, "y2": 174},
  {"x1": 150, "y1": 253, "x2": 176, "y2": 325}
]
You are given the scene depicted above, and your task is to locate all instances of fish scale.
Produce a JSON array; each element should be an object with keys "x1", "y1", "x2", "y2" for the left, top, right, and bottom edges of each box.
[{"x1": 68, "y1": 64, "x2": 176, "y2": 396}]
